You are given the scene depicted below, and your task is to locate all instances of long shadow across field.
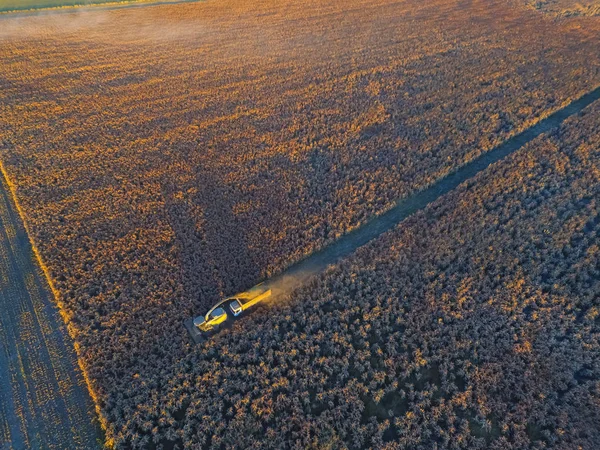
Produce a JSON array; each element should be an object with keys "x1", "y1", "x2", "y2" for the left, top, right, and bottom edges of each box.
[{"x1": 187, "y1": 85, "x2": 600, "y2": 342}]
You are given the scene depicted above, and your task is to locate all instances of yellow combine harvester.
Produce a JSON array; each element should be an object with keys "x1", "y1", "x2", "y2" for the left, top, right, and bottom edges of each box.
[{"x1": 193, "y1": 283, "x2": 272, "y2": 333}]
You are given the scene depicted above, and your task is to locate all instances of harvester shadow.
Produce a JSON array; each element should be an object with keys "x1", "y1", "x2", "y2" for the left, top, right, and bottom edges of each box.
[{"x1": 173, "y1": 165, "x2": 266, "y2": 343}]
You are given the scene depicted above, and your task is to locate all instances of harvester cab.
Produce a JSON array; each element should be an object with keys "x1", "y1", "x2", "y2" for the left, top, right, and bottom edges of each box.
[{"x1": 229, "y1": 299, "x2": 243, "y2": 316}]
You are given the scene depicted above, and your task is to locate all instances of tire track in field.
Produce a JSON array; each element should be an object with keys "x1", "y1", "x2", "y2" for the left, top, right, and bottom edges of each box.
[{"x1": 0, "y1": 173, "x2": 101, "y2": 449}]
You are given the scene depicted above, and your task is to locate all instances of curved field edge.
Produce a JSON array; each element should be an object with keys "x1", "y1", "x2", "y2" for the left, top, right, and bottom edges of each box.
[{"x1": 0, "y1": 161, "x2": 107, "y2": 448}]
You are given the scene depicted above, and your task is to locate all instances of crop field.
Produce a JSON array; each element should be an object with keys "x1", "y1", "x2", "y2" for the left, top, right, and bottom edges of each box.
[
  {"x1": 0, "y1": 172, "x2": 100, "y2": 448},
  {"x1": 0, "y1": 0, "x2": 599, "y2": 448},
  {"x1": 232, "y1": 85, "x2": 600, "y2": 336}
]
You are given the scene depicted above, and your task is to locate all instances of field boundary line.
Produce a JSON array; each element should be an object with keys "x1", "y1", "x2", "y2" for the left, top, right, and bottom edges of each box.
[{"x1": 0, "y1": 161, "x2": 110, "y2": 448}]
